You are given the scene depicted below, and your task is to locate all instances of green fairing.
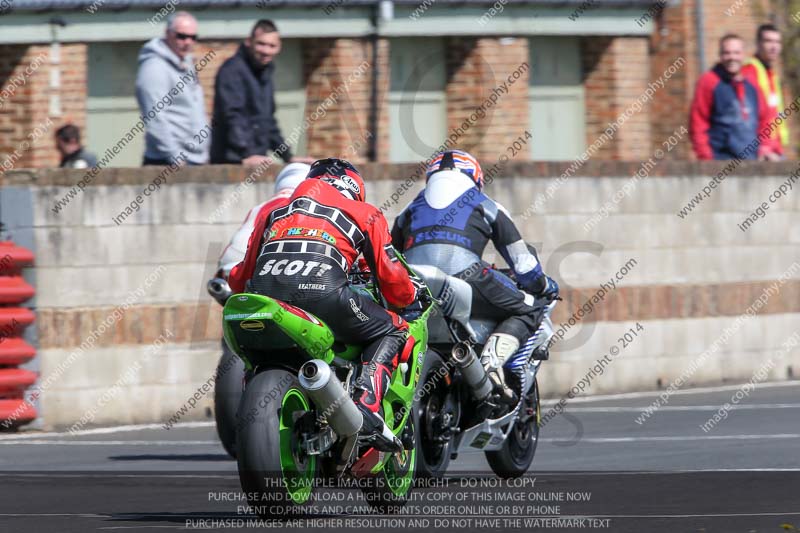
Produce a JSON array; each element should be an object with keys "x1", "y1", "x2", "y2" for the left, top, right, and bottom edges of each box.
[
  {"x1": 223, "y1": 293, "x2": 337, "y2": 368},
  {"x1": 223, "y1": 283, "x2": 433, "y2": 478}
]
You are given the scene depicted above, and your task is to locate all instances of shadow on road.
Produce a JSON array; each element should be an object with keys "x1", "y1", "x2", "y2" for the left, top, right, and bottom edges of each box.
[{"x1": 108, "y1": 454, "x2": 231, "y2": 462}]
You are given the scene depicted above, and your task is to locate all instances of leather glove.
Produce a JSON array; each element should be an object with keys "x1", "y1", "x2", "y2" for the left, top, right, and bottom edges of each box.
[
  {"x1": 410, "y1": 276, "x2": 431, "y2": 305},
  {"x1": 538, "y1": 275, "x2": 560, "y2": 300}
]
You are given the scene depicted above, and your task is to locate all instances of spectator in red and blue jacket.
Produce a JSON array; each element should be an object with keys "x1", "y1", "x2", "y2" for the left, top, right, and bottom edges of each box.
[{"x1": 689, "y1": 34, "x2": 781, "y2": 161}]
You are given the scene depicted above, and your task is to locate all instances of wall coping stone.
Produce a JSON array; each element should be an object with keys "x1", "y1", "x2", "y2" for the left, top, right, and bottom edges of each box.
[{"x1": 3, "y1": 160, "x2": 798, "y2": 187}]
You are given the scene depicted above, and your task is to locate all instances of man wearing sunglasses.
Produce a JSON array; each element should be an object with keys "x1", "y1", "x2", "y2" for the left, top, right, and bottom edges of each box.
[{"x1": 135, "y1": 11, "x2": 210, "y2": 166}]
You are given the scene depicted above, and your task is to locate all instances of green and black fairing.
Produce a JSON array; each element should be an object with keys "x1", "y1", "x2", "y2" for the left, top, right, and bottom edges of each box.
[
  {"x1": 224, "y1": 268, "x2": 433, "y2": 513},
  {"x1": 222, "y1": 283, "x2": 432, "y2": 433},
  {"x1": 222, "y1": 293, "x2": 360, "y2": 372}
]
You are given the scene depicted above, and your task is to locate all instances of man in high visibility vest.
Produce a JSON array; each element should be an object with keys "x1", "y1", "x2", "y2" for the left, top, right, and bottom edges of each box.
[{"x1": 742, "y1": 24, "x2": 787, "y2": 160}]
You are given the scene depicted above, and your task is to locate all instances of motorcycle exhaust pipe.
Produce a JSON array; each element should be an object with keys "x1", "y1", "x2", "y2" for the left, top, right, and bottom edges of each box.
[
  {"x1": 451, "y1": 342, "x2": 492, "y2": 401},
  {"x1": 207, "y1": 277, "x2": 232, "y2": 306},
  {"x1": 298, "y1": 360, "x2": 363, "y2": 438}
]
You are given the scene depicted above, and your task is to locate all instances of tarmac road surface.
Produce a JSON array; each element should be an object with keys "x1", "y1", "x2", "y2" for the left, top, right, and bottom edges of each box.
[{"x1": 0, "y1": 381, "x2": 797, "y2": 532}]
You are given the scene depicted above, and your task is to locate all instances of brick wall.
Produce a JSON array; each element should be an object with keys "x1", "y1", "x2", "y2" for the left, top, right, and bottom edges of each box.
[
  {"x1": 1, "y1": 45, "x2": 48, "y2": 170},
  {"x1": 582, "y1": 36, "x2": 652, "y2": 160},
  {"x1": 697, "y1": 0, "x2": 772, "y2": 73},
  {"x1": 194, "y1": 40, "x2": 238, "y2": 119},
  {"x1": 374, "y1": 38, "x2": 391, "y2": 163},
  {"x1": 0, "y1": 44, "x2": 89, "y2": 170},
  {"x1": 0, "y1": 45, "x2": 30, "y2": 165},
  {"x1": 0, "y1": 2, "x2": 788, "y2": 172},
  {"x1": 27, "y1": 45, "x2": 55, "y2": 167},
  {"x1": 445, "y1": 37, "x2": 530, "y2": 162},
  {"x1": 37, "y1": 302, "x2": 220, "y2": 349},
  {"x1": 614, "y1": 38, "x2": 652, "y2": 160},
  {"x1": 303, "y1": 38, "x2": 374, "y2": 164},
  {"x1": 648, "y1": 2, "x2": 695, "y2": 159},
  {"x1": 582, "y1": 37, "x2": 616, "y2": 160}
]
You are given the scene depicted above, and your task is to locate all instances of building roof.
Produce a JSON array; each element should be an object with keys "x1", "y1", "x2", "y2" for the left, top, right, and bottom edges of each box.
[{"x1": 2, "y1": 0, "x2": 660, "y2": 12}]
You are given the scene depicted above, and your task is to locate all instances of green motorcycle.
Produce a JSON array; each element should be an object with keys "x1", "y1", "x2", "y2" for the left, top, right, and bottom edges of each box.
[{"x1": 222, "y1": 265, "x2": 433, "y2": 516}]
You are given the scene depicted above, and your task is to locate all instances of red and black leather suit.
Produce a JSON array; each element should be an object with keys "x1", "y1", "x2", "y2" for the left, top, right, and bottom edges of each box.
[
  {"x1": 231, "y1": 170, "x2": 416, "y2": 418},
  {"x1": 229, "y1": 193, "x2": 291, "y2": 294}
]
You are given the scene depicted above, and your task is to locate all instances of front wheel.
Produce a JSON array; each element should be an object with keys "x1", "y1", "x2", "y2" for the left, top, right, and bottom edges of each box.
[
  {"x1": 236, "y1": 369, "x2": 317, "y2": 517},
  {"x1": 485, "y1": 377, "x2": 540, "y2": 478}
]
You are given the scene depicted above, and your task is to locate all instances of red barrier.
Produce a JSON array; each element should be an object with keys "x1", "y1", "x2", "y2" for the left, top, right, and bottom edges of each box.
[
  {"x1": 0, "y1": 241, "x2": 37, "y2": 428},
  {"x1": 0, "y1": 241, "x2": 34, "y2": 271},
  {"x1": 0, "y1": 277, "x2": 35, "y2": 304},
  {"x1": 0, "y1": 399, "x2": 36, "y2": 426},
  {"x1": 0, "y1": 338, "x2": 36, "y2": 366},
  {"x1": 0, "y1": 368, "x2": 37, "y2": 394},
  {"x1": 0, "y1": 308, "x2": 35, "y2": 330}
]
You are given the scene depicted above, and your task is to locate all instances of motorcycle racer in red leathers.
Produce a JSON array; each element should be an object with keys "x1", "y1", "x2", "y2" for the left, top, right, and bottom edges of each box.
[{"x1": 236, "y1": 158, "x2": 417, "y2": 450}]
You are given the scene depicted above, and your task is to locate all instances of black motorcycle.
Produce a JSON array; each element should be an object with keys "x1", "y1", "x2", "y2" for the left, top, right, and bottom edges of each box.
[{"x1": 410, "y1": 264, "x2": 557, "y2": 478}]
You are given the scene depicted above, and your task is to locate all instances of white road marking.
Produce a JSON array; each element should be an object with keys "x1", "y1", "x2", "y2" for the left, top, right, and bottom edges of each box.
[
  {"x1": 97, "y1": 527, "x2": 186, "y2": 530},
  {"x1": 561, "y1": 403, "x2": 800, "y2": 412},
  {"x1": 344, "y1": 512, "x2": 800, "y2": 518},
  {"x1": 340, "y1": 512, "x2": 800, "y2": 518},
  {"x1": 491, "y1": 469, "x2": 800, "y2": 473},
  {"x1": 0, "y1": 473, "x2": 237, "y2": 479},
  {"x1": 542, "y1": 433, "x2": 800, "y2": 443},
  {"x1": 540, "y1": 380, "x2": 800, "y2": 405},
  {"x1": 669, "y1": 468, "x2": 800, "y2": 472},
  {"x1": 6, "y1": 512, "x2": 800, "y2": 519},
  {"x1": 0, "y1": 513, "x2": 109, "y2": 517},
  {"x1": 3, "y1": 434, "x2": 797, "y2": 446},
  {"x1": 0, "y1": 421, "x2": 215, "y2": 441},
  {"x1": 0, "y1": 440, "x2": 219, "y2": 446}
]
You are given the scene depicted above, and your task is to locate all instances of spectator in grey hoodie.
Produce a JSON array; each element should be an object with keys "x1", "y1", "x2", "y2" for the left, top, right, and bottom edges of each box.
[{"x1": 135, "y1": 11, "x2": 209, "y2": 166}]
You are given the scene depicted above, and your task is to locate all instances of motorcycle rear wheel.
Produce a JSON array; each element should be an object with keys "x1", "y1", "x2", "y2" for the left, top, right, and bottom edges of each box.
[
  {"x1": 236, "y1": 369, "x2": 317, "y2": 517},
  {"x1": 485, "y1": 377, "x2": 540, "y2": 478},
  {"x1": 413, "y1": 351, "x2": 454, "y2": 478},
  {"x1": 214, "y1": 341, "x2": 244, "y2": 459}
]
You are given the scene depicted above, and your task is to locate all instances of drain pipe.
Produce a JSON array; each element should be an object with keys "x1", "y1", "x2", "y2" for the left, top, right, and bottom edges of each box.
[
  {"x1": 367, "y1": 1, "x2": 392, "y2": 162},
  {"x1": 695, "y1": 0, "x2": 705, "y2": 74},
  {"x1": 49, "y1": 17, "x2": 67, "y2": 118}
]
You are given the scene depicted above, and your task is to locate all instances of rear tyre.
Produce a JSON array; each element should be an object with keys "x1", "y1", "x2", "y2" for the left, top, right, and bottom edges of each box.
[
  {"x1": 214, "y1": 341, "x2": 244, "y2": 459},
  {"x1": 413, "y1": 351, "x2": 454, "y2": 478},
  {"x1": 237, "y1": 369, "x2": 317, "y2": 517},
  {"x1": 485, "y1": 377, "x2": 540, "y2": 478}
]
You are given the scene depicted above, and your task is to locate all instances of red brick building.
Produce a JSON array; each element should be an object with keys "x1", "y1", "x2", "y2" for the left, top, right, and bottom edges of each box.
[{"x1": 0, "y1": 0, "x2": 783, "y2": 169}]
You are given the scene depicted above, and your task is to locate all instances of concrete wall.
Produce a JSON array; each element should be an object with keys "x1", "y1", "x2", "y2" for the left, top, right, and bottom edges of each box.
[{"x1": 1, "y1": 161, "x2": 799, "y2": 429}]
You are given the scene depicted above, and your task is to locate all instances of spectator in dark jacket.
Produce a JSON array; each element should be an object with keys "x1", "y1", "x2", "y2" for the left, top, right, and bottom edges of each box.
[
  {"x1": 211, "y1": 19, "x2": 309, "y2": 166},
  {"x1": 55, "y1": 124, "x2": 97, "y2": 169},
  {"x1": 689, "y1": 34, "x2": 778, "y2": 161}
]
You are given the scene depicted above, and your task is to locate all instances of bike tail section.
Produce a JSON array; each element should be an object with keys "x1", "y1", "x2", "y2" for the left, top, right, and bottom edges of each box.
[{"x1": 222, "y1": 293, "x2": 336, "y2": 370}]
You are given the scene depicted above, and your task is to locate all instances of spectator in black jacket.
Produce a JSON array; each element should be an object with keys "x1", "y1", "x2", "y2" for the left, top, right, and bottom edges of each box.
[
  {"x1": 55, "y1": 124, "x2": 97, "y2": 169},
  {"x1": 211, "y1": 19, "x2": 310, "y2": 166}
]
